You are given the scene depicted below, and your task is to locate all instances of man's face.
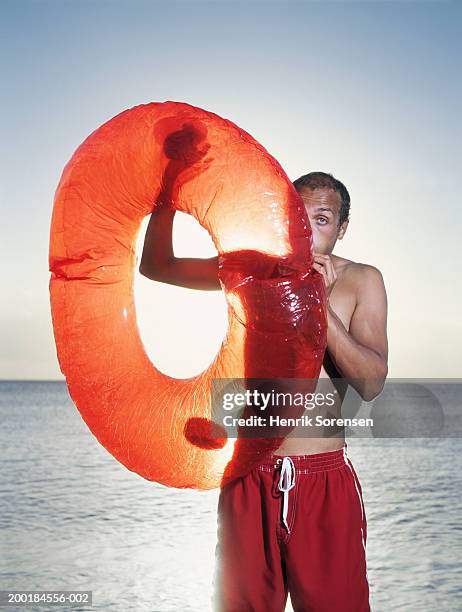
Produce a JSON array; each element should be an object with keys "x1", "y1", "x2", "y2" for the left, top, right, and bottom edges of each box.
[{"x1": 297, "y1": 187, "x2": 348, "y2": 254}]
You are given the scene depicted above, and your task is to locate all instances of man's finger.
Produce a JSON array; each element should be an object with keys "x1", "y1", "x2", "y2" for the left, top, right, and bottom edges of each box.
[
  {"x1": 312, "y1": 262, "x2": 326, "y2": 276},
  {"x1": 320, "y1": 256, "x2": 336, "y2": 284},
  {"x1": 312, "y1": 264, "x2": 328, "y2": 287},
  {"x1": 325, "y1": 261, "x2": 336, "y2": 284}
]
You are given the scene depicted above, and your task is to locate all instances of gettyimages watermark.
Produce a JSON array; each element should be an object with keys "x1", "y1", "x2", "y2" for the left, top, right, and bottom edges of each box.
[{"x1": 210, "y1": 378, "x2": 462, "y2": 438}]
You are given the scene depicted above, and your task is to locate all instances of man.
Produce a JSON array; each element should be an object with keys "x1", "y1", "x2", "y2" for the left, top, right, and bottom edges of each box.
[{"x1": 140, "y1": 172, "x2": 388, "y2": 611}]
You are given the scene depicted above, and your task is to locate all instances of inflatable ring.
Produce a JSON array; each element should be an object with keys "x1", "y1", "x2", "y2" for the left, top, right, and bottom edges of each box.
[{"x1": 48, "y1": 101, "x2": 327, "y2": 490}]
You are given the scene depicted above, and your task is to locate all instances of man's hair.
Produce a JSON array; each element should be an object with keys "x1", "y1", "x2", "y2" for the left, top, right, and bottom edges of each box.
[{"x1": 292, "y1": 171, "x2": 350, "y2": 226}]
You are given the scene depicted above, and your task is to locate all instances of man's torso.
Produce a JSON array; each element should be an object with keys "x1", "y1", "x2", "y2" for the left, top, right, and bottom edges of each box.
[{"x1": 273, "y1": 255, "x2": 361, "y2": 455}]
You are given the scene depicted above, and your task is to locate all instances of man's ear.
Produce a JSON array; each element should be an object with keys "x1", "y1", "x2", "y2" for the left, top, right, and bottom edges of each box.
[{"x1": 337, "y1": 220, "x2": 349, "y2": 240}]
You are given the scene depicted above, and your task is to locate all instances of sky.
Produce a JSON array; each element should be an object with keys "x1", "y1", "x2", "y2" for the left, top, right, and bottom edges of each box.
[{"x1": 1, "y1": 0, "x2": 461, "y2": 380}]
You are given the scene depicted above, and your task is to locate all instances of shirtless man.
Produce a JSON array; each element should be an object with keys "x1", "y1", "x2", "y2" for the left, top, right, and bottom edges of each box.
[
  {"x1": 274, "y1": 172, "x2": 388, "y2": 454},
  {"x1": 140, "y1": 171, "x2": 388, "y2": 611}
]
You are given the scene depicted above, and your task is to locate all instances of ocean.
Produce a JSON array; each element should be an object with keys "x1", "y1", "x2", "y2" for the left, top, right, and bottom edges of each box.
[{"x1": 1, "y1": 381, "x2": 461, "y2": 611}]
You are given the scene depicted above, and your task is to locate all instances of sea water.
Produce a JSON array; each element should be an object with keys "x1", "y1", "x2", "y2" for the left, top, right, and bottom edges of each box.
[{"x1": 1, "y1": 381, "x2": 461, "y2": 611}]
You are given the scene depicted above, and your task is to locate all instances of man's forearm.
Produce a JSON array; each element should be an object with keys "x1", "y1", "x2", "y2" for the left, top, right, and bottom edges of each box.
[
  {"x1": 139, "y1": 207, "x2": 175, "y2": 275},
  {"x1": 326, "y1": 305, "x2": 387, "y2": 401}
]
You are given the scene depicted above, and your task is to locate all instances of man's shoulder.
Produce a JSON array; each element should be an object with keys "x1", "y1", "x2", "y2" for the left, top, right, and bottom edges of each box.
[
  {"x1": 333, "y1": 257, "x2": 386, "y2": 304},
  {"x1": 349, "y1": 261, "x2": 384, "y2": 280},
  {"x1": 333, "y1": 255, "x2": 383, "y2": 280},
  {"x1": 346, "y1": 262, "x2": 387, "y2": 308}
]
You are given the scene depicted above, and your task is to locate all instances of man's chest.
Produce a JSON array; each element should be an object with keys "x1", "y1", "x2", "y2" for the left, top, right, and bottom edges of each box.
[
  {"x1": 326, "y1": 274, "x2": 357, "y2": 332},
  {"x1": 317, "y1": 271, "x2": 357, "y2": 380}
]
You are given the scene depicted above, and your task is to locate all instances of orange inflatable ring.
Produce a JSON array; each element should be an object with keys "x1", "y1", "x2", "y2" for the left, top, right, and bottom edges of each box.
[{"x1": 48, "y1": 101, "x2": 327, "y2": 490}]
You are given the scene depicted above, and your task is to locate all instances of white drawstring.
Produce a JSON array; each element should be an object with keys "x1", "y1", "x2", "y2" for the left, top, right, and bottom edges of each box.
[{"x1": 277, "y1": 457, "x2": 296, "y2": 534}]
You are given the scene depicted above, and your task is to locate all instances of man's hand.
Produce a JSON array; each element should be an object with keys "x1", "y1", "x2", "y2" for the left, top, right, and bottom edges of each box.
[{"x1": 312, "y1": 253, "x2": 337, "y2": 301}]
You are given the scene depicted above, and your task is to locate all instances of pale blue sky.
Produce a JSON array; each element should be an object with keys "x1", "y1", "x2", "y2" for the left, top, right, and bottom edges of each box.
[{"x1": 1, "y1": 0, "x2": 461, "y2": 379}]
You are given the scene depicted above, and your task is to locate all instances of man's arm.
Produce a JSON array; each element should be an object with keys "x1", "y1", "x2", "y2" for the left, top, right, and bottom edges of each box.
[
  {"x1": 326, "y1": 265, "x2": 388, "y2": 401},
  {"x1": 139, "y1": 206, "x2": 221, "y2": 290}
]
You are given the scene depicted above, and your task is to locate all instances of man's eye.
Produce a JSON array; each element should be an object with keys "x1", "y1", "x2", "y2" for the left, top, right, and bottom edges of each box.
[{"x1": 317, "y1": 217, "x2": 328, "y2": 225}]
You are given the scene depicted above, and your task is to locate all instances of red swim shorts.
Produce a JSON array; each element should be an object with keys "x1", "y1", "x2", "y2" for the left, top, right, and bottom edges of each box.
[{"x1": 212, "y1": 443, "x2": 370, "y2": 612}]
